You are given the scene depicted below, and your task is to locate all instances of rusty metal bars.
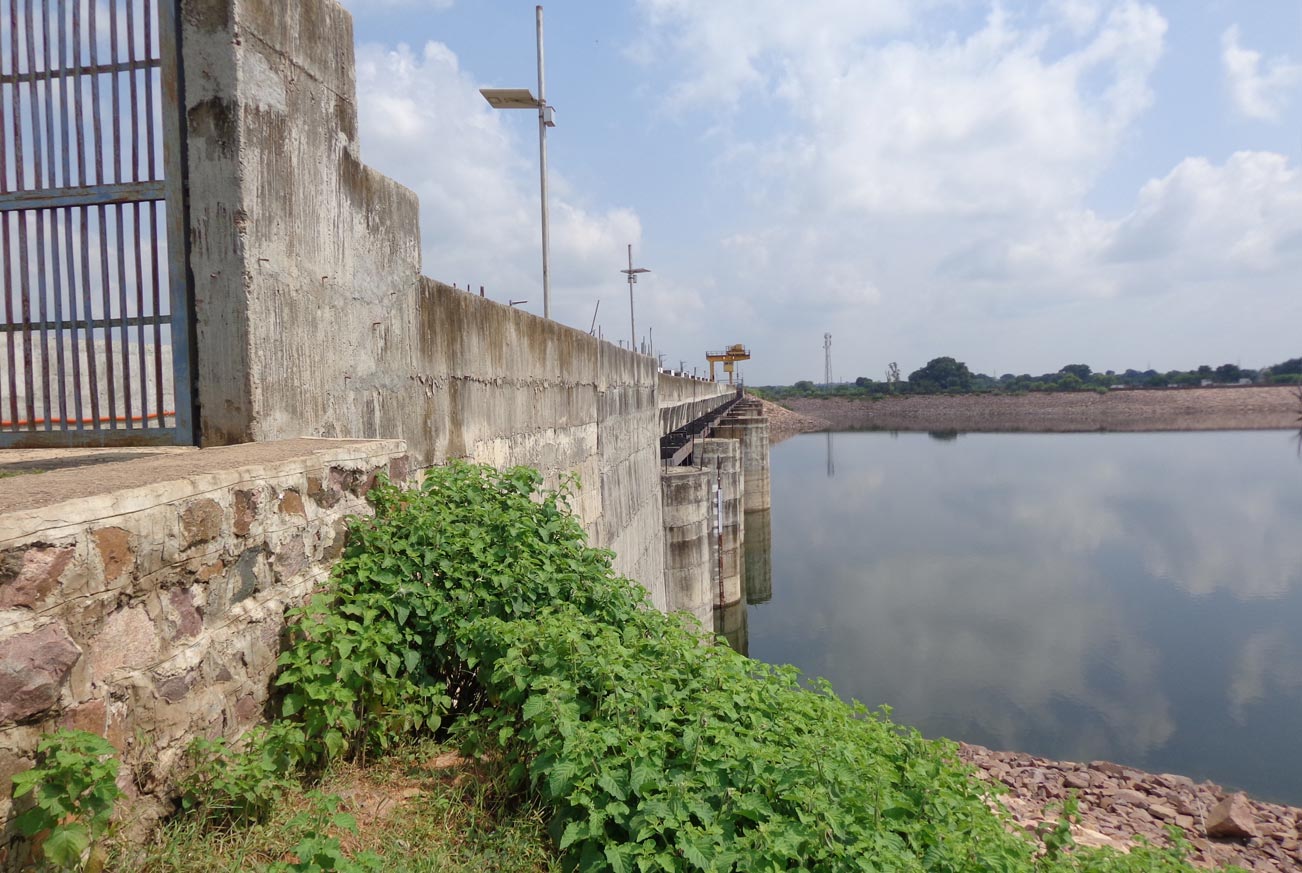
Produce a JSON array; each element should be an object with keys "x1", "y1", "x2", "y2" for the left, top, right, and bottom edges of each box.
[{"x1": 0, "y1": 0, "x2": 191, "y2": 446}]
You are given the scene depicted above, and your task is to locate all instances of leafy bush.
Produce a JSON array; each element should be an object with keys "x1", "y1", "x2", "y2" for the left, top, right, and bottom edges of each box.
[
  {"x1": 260, "y1": 462, "x2": 1214, "y2": 872},
  {"x1": 273, "y1": 464, "x2": 635, "y2": 768},
  {"x1": 11, "y1": 729, "x2": 122, "y2": 871},
  {"x1": 178, "y1": 724, "x2": 301, "y2": 825}
]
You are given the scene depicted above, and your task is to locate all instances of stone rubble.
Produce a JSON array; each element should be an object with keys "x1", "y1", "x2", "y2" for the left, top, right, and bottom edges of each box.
[
  {"x1": 749, "y1": 395, "x2": 828, "y2": 444},
  {"x1": 958, "y1": 743, "x2": 1302, "y2": 872}
]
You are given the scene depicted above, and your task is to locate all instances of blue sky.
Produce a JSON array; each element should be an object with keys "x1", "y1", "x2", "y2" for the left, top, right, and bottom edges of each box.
[{"x1": 339, "y1": 0, "x2": 1302, "y2": 384}]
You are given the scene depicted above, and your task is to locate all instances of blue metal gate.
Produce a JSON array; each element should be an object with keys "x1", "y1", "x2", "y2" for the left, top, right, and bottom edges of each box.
[{"x1": 1, "y1": 0, "x2": 192, "y2": 447}]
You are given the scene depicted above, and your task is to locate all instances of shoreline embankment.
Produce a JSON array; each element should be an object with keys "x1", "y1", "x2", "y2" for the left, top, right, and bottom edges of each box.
[
  {"x1": 774, "y1": 385, "x2": 1301, "y2": 436},
  {"x1": 959, "y1": 744, "x2": 1302, "y2": 871}
]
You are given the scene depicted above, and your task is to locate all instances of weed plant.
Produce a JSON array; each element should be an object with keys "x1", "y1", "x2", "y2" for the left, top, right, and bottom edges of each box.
[{"x1": 11, "y1": 730, "x2": 122, "y2": 871}]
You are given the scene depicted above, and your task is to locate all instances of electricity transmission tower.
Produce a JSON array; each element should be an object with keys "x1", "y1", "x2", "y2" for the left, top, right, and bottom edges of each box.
[{"x1": 823, "y1": 333, "x2": 833, "y2": 387}]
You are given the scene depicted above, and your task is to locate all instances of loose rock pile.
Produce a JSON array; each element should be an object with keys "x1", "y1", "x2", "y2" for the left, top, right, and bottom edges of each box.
[
  {"x1": 749, "y1": 395, "x2": 827, "y2": 443},
  {"x1": 959, "y1": 743, "x2": 1302, "y2": 871}
]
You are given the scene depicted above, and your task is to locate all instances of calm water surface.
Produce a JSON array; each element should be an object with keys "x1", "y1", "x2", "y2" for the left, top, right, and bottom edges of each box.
[{"x1": 744, "y1": 430, "x2": 1302, "y2": 805}]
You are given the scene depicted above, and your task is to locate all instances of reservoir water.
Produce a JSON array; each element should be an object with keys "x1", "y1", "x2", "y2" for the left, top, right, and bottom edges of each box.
[{"x1": 742, "y1": 429, "x2": 1302, "y2": 805}]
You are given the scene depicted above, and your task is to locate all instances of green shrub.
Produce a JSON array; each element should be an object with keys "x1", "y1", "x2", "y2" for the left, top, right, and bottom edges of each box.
[
  {"x1": 11, "y1": 729, "x2": 122, "y2": 871},
  {"x1": 178, "y1": 724, "x2": 301, "y2": 825},
  {"x1": 259, "y1": 462, "x2": 1215, "y2": 872},
  {"x1": 272, "y1": 464, "x2": 638, "y2": 768}
]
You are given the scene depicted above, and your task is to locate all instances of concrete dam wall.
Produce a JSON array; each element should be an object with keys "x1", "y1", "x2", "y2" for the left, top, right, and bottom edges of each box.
[
  {"x1": 0, "y1": 0, "x2": 766, "y2": 836},
  {"x1": 178, "y1": 0, "x2": 731, "y2": 595}
]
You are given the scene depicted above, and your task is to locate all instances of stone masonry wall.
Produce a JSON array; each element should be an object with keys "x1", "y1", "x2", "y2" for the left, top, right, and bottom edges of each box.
[{"x1": 0, "y1": 440, "x2": 407, "y2": 832}]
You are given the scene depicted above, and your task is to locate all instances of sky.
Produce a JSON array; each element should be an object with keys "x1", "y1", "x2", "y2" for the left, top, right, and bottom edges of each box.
[{"x1": 337, "y1": 0, "x2": 1302, "y2": 384}]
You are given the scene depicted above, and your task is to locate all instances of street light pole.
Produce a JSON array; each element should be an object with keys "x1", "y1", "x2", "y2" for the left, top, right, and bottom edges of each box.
[
  {"x1": 620, "y1": 244, "x2": 650, "y2": 353},
  {"x1": 535, "y1": 6, "x2": 551, "y2": 319},
  {"x1": 480, "y1": 7, "x2": 556, "y2": 319}
]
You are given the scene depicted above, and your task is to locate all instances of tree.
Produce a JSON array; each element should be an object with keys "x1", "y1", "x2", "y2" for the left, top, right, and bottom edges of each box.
[
  {"x1": 793, "y1": 380, "x2": 815, "y2": 392},
  {"x1": 1214, "y1": 363, "x2": 1243, "y2": 383},
  {"x1": 1271, "y1": 357, "x2": 1302, "y2": 376},
  {"x1": 908, "y1": 357, "x2": 973, "y2": 392},
  {"x1": 885, "y1": 362, "x2": 901, "y2": 393},
  {"x1": 855, "y1": 376, "x2": 871, "y2": 388},
  {"x1": 1059, "y1": 364, "x2": 1092, "y2": 380}
]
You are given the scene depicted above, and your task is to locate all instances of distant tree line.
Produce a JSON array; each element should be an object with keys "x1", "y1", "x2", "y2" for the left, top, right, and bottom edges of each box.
[{"x1": 761, "y1": 355, "x2": 1302, "y2": 400}]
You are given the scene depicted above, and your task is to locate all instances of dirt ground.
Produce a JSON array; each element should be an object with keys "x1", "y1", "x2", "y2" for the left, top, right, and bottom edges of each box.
[{"x1": 780, "y1": 386, "x2": 1302, "y2": 434}]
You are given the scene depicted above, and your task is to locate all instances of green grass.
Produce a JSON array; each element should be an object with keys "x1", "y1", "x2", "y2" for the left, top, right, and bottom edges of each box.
[
  {"x1": 111, "y1": 738, "x2": 557, "y2": 873},
  {"x1": 0, "y1": 467, "x2": 45, "y2": 479}
]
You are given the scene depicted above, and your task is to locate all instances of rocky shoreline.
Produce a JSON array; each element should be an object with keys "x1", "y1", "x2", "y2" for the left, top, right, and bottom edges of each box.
[
  {"x1": 958, "y1": 744, "x2": 1302, "y2": 871},
  {"x1": 751, "y1": 395, "x2": 829, "y2": 443}
]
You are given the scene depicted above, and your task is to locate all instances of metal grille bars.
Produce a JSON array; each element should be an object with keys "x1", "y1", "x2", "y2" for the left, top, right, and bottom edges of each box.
[{"x1": 1, "y1": 0, "x2": 192, "y2": 447}]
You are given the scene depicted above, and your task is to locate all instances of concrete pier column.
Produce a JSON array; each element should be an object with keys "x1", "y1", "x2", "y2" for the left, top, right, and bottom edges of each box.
[
  {"x1": 692, "y1": 438, "x2": 744, "y2": 607},
  {"x1": 714, "y1": 416, "x2": 771, "y2": 511},
  {"x1": 743, "y1": 508, "x2": 772, "y2": 605},
  {"x1": 660, "y1": 466, "x2": 714, "y2": 627},
  {"x1": 715, "y1": 597, "x2": 749, "y2": 656}
]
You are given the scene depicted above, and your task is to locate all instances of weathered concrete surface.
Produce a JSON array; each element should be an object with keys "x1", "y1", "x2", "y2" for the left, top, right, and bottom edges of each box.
[
  {"x1": 693, "y1": 438, "x2": 743, "y2": 607},
  {"x1": 179, "y1": 0, "x2": 727, "y2": 597},
  {"x1": 715, "y1": 597, "x2": 748, "y2": 656},
  {"x1": 659, "y1": 374, "x2": 734, "y2": 435},
  {"x1": 742, "y1": 509, "x2": 772, "y2": 606},
  {"x1": 714, "y1": 413, "x2": 771, "y2": 512},
  {"x1": 0, "y1": 439, "x2": 407, "y2": 830},
  {"x1": 660, "y1": 467, "x2": 713, "y2": 625}
]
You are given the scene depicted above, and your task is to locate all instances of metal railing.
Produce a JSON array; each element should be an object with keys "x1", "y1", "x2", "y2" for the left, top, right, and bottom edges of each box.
[{"x1": 1, "y1": 0, "x2": 192, "y2": 447}]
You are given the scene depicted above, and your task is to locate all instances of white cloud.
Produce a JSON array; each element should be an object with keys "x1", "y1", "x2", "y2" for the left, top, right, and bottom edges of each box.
[
  {"x1": 631, "y1": 2, "x2": 1302, "y2": 376},
  {"x1": 632, "y1": 0, "x2": 925, "y2": 111},
  {"x1": 353, "y1": 41, "x2": 640, "y2": 326},
  {"x1": 1048, "y1": 0, "x2": 1104, "y2": 36},
  {"x1": 340, "y1": 0, "x2": 454, "y2": 11},
  {"x1": 1221, "y1": 25, "x2": 1302, "y2": 122},
  {"x1": 1108, "y1": 151, "x2": 1302, "y2": 272}
]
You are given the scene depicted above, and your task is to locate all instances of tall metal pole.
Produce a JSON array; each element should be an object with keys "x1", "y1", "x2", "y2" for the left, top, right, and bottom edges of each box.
[
  {"x1": 627, "y1": 244, "x2": 636, "y2": 349},
  {"x1": 536, "y1": 6, "x2": 551, "y2": 320},
  {"x1": 824, "y1": 333, "x2": 832, "y2": 387}
]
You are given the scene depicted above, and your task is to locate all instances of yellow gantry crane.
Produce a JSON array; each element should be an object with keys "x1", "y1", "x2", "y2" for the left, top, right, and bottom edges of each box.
[{"x1": 706, "y1": 344, "x2": 751, "y2": 384}]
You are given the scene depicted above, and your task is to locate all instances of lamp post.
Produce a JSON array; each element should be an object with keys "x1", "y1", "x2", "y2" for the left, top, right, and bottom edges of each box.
[
  {"x1": 621, "y1": 243, "x2": 650, "y2": 352},
  {"x1": 480, "y1": 6, "x2": 555, "y2": 319}
]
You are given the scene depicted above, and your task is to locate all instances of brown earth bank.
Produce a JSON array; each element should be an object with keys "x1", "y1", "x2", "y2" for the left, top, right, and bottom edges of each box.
[
  {"x1": 780, "y1": 386, "x2": 1302, "y2": 433},
  {"x1": 959, "y1": 743, "x2": 1302, "y2": 871}
]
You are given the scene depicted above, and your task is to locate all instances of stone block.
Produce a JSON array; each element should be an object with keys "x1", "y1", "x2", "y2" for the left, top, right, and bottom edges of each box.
[
  {"x1": 233, "y1": 488, "x2": 262, "y2": 536},
  {"x1": 180, "y1": 498, "x2": 224, "y2": 549},
  {"x1": 230, "y1": 547, "x2": 267, "y2": 604},
  {"x1": 1207, "y1": 793, "x2": 1258, "y2": 839},
  {"x1": 277, "y1": 489, "x2": 307, "y2": 518},
  {"x1": 59, "y1": 698, "x2": 108, "y2": 736},
  {"x1": 0, "y1": 624, "x2": 81, "y2": 723},
  {"x1": 92, "y1": 527, "x2": 134, "y2": 583},
  {"x1": 169, "y1": 587, "x2": 203, "y2": 640},
  {"x1": 273, "y1": 532, "x2": 308, "y2": 579},
  {"x1": 0, "y1": 544, "x2": 75, "y2": 609},
  {"x1": 322, "y1": 517, "x2": 349, "y2": 561},
  {"x1": 307, "y1": 471, "x2": 342, "y2": 508},
  {"x1": 154, "y1": 667, "x2": 202, "y2": 703},
  {"x1": 90, "y1": 605, "x2": 159, "y2": 681}
]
